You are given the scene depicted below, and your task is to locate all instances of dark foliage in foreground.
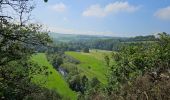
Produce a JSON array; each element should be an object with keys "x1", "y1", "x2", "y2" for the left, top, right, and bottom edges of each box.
[
  {"x1": 79, "y1": 33, "x2": 170, "y2": 100},
  {"x1": 0, "y1": 0, "x2": 61, "y2": 99}
]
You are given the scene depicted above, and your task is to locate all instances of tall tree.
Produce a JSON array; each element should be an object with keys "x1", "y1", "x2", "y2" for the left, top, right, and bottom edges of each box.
[{"x1": 0, "y1": 0, "x2": 60, "y2": 99}]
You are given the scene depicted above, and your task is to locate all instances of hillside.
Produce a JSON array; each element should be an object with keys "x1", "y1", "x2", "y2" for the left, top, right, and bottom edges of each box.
[
  {"x1": 65, "y1": 50, "x2": 113, "y2": 84},
  {"x1": 31, "y1": 53, "x2": 77, "y2": 100}
]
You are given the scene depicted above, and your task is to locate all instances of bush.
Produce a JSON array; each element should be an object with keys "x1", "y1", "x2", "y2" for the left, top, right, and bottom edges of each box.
[{"x1": 83, "y1": 48, "x2": 90, "y2": 53}]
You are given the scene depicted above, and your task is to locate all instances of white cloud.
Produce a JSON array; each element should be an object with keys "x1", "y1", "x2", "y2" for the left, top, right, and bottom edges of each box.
[
  {"x1": 50, "y1": 2, "x2": 67, "y2": 12},
  {"x1": 82, "y1": 2, "x2": 139, "y2": 17},
  {"x1": 63, "y1": 17, "x2": 68, "y2": 22},
  {"x1": 155, "y1": 6, "x2": 170, "y2": 20},
  {"x1": 83, "y1": 4, "x2": 107, "y2": 17}
]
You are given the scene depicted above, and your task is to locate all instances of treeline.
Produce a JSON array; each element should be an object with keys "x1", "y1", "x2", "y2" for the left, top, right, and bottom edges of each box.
[
  {"x1": 49, "y1": 34, "x2": 157, "y2": 52},
  {"x1": 121, "y1": 35, "x2": 157, "y2": 42}
]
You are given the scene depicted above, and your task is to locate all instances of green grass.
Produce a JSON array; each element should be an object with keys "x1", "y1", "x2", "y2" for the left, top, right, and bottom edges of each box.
[
  {"x1": 31, "y1": 53, "x2": 77, "y2": 100},
  {"x1": 65, "y1": 50, "x2": 113, "y2": 84}
]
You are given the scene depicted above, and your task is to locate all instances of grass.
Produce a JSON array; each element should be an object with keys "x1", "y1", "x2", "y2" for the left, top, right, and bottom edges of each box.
[
  {"x1": 65, "y1": 49, "x2": 113, "y2": 84},
  {"x1": 31, "y1": 53, "x2": 77, "y2": 100}
]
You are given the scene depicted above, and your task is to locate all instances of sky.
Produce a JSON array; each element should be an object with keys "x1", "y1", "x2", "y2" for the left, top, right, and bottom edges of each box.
[{"x1": 32, "y1": 0, "x2": 170, "y2": 37}]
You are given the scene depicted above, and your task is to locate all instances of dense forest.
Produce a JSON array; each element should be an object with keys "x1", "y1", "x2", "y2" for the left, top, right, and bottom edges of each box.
[{"x1": 0, "y1": 0, "x2": 170, "y2": 100}]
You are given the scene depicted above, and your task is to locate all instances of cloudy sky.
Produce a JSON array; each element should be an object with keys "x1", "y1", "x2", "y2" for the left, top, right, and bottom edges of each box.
[{"x1": 32, "y1": 0, "x2": 170, "y2": 37}]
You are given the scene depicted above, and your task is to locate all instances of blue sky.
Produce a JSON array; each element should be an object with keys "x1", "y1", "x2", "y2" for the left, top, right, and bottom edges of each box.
[{"x1": 32, "y1": 0, "x2": 170, "y2": 37}]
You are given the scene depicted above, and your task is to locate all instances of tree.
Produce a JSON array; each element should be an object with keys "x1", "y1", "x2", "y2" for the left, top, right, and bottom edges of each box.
[
  {"x1": 0, "y1": 0, "x2": 52, "y2": 66},
  {"x1": 0, "y1": 0, "x2": 60, "y2": 99},
  {"x1": 44, "y1": 0, "x2": 48, "y2": 2},
  {"x1": 107, "y1": 33, "x2": 170, "y2": 99},
  {"x1": 83, "y1": 47, "x2": 89, "y2": 53},
  {"x1": 104, "y1": 55, "x2": 110, "y2": 67}
]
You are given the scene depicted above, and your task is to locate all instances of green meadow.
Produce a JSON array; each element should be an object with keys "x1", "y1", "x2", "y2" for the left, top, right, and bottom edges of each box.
[
  {"x1": 65, "y1": 50, "x2": 113, "y2": 84},
  {"x1": 31, "y1": 53, "x2": 77, "y2": 100},
  {"x1": 30, "y1": 50, "x2": 113, "y2": 99}
]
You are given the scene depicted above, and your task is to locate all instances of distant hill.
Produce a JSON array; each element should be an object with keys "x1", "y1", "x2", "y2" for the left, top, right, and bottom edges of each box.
[
  {"x1": 48, "y1": 33, "x2": 120, "y2": 43},
  {"x1": 48, "y1": 33, "x2": 158, "y2": 51},
  {"x1": 49, "y1": 33, "x2": 157, "y2": 43}
]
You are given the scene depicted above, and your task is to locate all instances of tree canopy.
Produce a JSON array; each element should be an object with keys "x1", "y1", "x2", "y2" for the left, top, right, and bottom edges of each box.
[{"x1": 0, "y1": 0, "x2": 61, "y2": 99}]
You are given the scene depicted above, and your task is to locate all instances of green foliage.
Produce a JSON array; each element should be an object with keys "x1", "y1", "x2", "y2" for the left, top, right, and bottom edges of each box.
[
  {"x1": 0, "y1": 57, "x2": 62, "y2": 99},
  {"x1": 24, "y1": 88, "x2": 61, "y2": 100},
  {"x1": 0, "y1": 0, "x2": 61, "y2": 99},
  {"x1": 122, "y1": 35, "x2": 157, "y2": 42},
  {"x1": 78, "y1": 77, "x2": 107, "y2": 100},
  {"x1": 83, "y1": 47, "x2": 89, "y2": 53},
  {"x1": 0, "y1": 22, "x2": 51, "y2": 65},
  {"x1": 68, "y1": 75, "x2": 88, "y2": 93},
  {"x1": 76, "y1": 33, "x2": 169, "y2": 99},
  {"x1": 0, "y1": 18, "x2": 54, "y2": 99},
  {"x1": 113, "y1": 71, "x2": 170, "y2": 100},
  {"x1": 31, "y1": 53, "x2": 77, "y2": 100},
  {"x1": 107, "y1": 33, "x2": 170, "y2": 99},
  {"x1": 90, "y1": 77, "x2": 100, "y2": 88},
  {"x1": 60, "y1": 62, "x2": 80, "y2": 76},
  {"x1": 104, "y1": 55, "x2": 110, "y2": 67}
]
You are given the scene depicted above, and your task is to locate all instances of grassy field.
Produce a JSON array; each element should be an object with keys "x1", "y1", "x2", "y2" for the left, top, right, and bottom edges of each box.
[
  {"x1": 31, "y1": 53, "x2": 77, "y2": 100},
  {"x1": 30, "y1": 50, "x2": 113, "y2": 99},
  {"x1": 65, "y1": 50, "x2": 113, "y2": 84}
]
